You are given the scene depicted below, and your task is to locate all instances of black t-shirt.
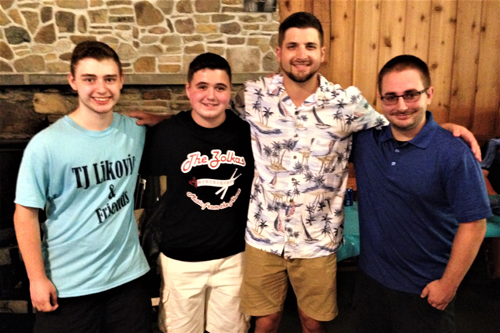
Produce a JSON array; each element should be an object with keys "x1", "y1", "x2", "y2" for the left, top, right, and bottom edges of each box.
[{"x1": 140, "y1": 110, "x2": 254, "y2": 261}]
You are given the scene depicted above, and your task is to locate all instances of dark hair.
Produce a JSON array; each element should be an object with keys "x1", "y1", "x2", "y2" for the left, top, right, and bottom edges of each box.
[
  {"x1": 378, "y1": 55, "x2": 431, "y2": 93},
  {"x1": 278, "y1": 12, "x2": 324, "y2": 47},
  {"x1": 187, "y1": 52, "x2": 232, "y2": 84},
  {"x1": 70, "y1": 41, "x2": 122, "y2": 76}
]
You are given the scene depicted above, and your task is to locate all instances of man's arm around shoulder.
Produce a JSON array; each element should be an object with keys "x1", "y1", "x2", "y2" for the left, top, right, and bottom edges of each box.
[
  {"x1": 421, "y1": 219, "x2": 486, "y2": 310},
  {"x1": 126, "y1": 111, "x2": 171, "y2": 126},
  {"x1": 14, "y1": 204, "x2": 58, "y2": 312}
]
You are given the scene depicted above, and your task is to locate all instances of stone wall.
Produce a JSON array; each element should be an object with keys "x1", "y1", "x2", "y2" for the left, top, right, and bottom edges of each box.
[
  {"x1": 0, "y1": 0, "x2": 279, "y2": 75},
  {"x1": 0, "y1": 0, "x2": 280, "y2": 139}
]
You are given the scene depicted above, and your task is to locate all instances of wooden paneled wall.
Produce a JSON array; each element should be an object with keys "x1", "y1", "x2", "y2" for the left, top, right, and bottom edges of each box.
[{"x1": 278, "y1": 0, "x2": 500, "y2": 143}]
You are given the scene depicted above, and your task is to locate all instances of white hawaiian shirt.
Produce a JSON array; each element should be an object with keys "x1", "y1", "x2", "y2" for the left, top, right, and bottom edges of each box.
[{"x1": 235, "y1": 73, "x2": 387, "y2": 259}]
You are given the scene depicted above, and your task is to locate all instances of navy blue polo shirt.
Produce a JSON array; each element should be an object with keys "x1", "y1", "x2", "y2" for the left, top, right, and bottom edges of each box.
[{"x1": 352, "y1": 111, "x2": 491, "y2": 295}]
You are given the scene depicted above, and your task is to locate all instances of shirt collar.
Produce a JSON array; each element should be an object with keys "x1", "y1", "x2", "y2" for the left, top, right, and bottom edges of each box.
[{"x1": 380, "y1": 111, "x2": 438, "y2": 148}]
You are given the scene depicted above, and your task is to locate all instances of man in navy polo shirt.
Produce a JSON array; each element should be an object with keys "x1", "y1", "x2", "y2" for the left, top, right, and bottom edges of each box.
[{"x1": 351, "y1": 55, "x2": 491, "y2": 332}]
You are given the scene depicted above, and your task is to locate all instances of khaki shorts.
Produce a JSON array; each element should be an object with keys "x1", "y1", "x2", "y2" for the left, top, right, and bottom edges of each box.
[
  {"x1": 240, "y1": 244, "x2": 338, "y2": 322},
  {"x1": 158, "y1": 253, "x2": 249, "y2": 333}
]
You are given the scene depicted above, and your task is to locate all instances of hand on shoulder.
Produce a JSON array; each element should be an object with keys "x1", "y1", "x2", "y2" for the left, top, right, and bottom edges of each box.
[{"x1": 126, "y1": 111, "x2": 171, "y2": 126}]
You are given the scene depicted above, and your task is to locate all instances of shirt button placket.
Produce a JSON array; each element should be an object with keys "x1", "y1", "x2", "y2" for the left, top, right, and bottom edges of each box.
[{"x1": 391, "y1": 148, "x2": 400, "y2": 166}]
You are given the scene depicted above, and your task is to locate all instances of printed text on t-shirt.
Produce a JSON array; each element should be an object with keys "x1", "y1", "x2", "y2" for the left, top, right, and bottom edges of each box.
[{"x1": 181, "y1": 150, "x2": 246, "y2": 173}]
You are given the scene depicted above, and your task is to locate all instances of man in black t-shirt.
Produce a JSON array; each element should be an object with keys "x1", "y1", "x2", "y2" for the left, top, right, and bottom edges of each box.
[{"x1": 140, "y1": 53, "x2": 254, "y2": 333}]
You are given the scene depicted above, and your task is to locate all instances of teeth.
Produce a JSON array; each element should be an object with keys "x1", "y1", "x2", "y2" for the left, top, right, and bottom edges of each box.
[{"x1": 94, "y1": 97, "x2": 109, "y2": 101}]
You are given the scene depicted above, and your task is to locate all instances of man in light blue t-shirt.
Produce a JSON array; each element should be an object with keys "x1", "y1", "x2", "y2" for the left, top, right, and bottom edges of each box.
[{"x1": 14, "y1": 41, "x2": 151, "y2": 333}]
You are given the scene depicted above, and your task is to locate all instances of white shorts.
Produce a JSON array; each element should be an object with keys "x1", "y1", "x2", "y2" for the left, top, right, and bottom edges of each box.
[{"x1": 158, "y1": 252, "x2": 249, "y2": 333}]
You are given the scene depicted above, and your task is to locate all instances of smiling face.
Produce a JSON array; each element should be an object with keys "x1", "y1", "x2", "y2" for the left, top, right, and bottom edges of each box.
[
  {"x1": 68, "y1": 57, "x2": 124, "y2": 117},
  {"x1": 276, "y1": 27, "x2": 325, "y2": 85},
  {"x1": 186, "y1": 68, "x2": 231, "y2": 128},
  {"x1": 380, "y1": 69, "x2": 434, "y2": 141}
]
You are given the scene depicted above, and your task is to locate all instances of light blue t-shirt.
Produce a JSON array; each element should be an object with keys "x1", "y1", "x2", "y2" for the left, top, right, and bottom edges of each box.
[{"x1": 15, "y1": 113, "x2": 149, "y2": 298}]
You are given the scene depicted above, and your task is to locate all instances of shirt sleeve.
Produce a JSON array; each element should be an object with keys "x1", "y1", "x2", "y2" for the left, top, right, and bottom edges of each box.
[
  {"x1": 15, "y1": 140, "x2": 49, "y2": 209},
  {"x1": 446, "y1": 147, "x2": 492, "y2": 223},
  {"x1": 343, "y1": 86, "x2": 388, "y2": 133}
]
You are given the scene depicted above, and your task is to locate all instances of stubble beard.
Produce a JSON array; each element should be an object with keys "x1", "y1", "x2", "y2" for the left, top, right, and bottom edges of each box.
[{"x1": 281, "y1": 64, "x2": 319, "y2": 84}]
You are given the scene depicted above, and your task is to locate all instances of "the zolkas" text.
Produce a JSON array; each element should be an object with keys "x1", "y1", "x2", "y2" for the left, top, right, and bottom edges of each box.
[{"x1": 181, "y1": 150, "x2": 246, "y2": 173}]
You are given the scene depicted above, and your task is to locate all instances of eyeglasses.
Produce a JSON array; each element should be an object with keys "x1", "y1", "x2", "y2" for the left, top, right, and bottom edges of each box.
[{"x1": 380, "y1": 89, "x2": 428, "y2": 106}]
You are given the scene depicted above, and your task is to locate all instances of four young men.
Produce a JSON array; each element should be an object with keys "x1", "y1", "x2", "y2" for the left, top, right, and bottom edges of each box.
[{"x1": 13, "y1": 10, "x2": 488, "y2": 333}]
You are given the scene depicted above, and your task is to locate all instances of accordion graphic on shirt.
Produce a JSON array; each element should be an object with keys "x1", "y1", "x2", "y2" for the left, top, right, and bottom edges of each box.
[{"x1": 181, "y1": 149, "x2": 247, "y2": 211}]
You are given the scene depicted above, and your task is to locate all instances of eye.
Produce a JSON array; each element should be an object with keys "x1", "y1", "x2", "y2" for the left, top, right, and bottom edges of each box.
[
  {"x1": 383, "y1": 95, "x2": 397, "y2": 103},
  {"x1": 216, "y1": 86, "x2": 227, "y2": 92},
  {"x1": 405, "y1": 92, "x2": 420, "y2": 99}
]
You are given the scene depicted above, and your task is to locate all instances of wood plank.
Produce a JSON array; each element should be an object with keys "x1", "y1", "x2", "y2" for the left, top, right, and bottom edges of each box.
[
  {"x1": 378, "y1": 0, "x2": 407, "y2": 66},
  {"x1": 376, "y1": 0, "x2": 407, "y2": 110},
  {"x1": 404, "y1": 0, "x2": 432, "y2": 61},
  {"x1": 427, "y1": 0, "x2": 458, "y2": 124},
  {"x1": 448, "y1": 0, "x2": 482, "y2": 128},
  {"x1": 278, "y1": 0, "x2": 307, "y2": 21},
  {"x1": 330, "y1": 0, "x2": 356, "y2": 88},
  {"x1": 472, "y1": 0, "x2": 500, "y2": 140},
  {"x1": 313, "y1": 0, "x2": 332, "y2": 81},
  {"x1": 353, "y1": 0, "x2": 382, "y2": 108}
]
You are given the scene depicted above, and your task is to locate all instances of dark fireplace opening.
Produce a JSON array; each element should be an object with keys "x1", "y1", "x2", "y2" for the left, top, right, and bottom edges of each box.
[
  {"x1": 0, "y1": 139, "x2": 30, "y2": 302},
  {"x1": 0, "y1": 140, "x2": 28, "y2": 239}
]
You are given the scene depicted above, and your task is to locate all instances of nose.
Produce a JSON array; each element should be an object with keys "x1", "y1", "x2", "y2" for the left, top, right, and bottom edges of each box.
[
  {"x1": 396, "y1": 96, "x2": 408, "y2": 110},
  {"x1": 206, "y1": 87, "x2": 215, "y2": 99},
  {"x1": 96, "y1": 79, "x2": 106, "y2": 93},
  {"x1": 297, "y1": 45, "x2": 307, "y2": 59}
]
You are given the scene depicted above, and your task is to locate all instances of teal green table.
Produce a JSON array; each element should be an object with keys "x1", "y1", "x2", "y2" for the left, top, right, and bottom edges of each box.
[
  {"x1": 486, "y1": 195, "x2": 500, "y2": 238},
  {"x1": 337, "y1": 201, "x2": 500, "y2": 262},
  {"x1": 336, "y1": 203, "x2": 360, "y2": 262}
]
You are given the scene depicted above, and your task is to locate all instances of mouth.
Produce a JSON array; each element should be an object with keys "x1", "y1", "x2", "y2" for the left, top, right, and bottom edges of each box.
[
  {"x1": 391, "y1": 111, "x2": 415, "y2": 120},
  {"x1": 292, "y1": 62, "x2": 310, "y2": 71},
  {"x1": 92, "y1": 97, "x2": 112, "y2": 103},
  {"x1": 202, "y1": 102, "x2": 219, "y2": 108}
]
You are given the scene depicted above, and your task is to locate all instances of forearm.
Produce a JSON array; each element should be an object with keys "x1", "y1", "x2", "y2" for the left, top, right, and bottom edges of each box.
[
  {"x1": 126, "y1": 111, "x2": 171, "y2": 126},
  {"x1": 440, "y1": 220, "x2": 486, "y2": 290},
  {"x1": 13, "y1": 205, "x2": 46, "y2": 281}
]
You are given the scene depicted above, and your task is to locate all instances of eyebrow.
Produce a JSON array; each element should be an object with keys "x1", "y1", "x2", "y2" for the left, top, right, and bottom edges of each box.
[
  {"x1": 80, "y1": 74, "x2": 119, "y2": 79},
  {"x1": 195, "y1": 82, "x2": 228, "y2": 88},
  {"x1": 285, "y1": 42, "x2": 318, "y2": 47},
  {"x1": 383, "y1": 89, "x2": 421, "y2": 95}
]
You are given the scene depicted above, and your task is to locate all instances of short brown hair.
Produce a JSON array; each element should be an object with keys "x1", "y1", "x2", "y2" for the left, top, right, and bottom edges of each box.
[
  {"x1": 378, "y1": 55, "x2": 431, "y2": 94},
  {"x1": 278, "y1": 12, "x2": 324, "y2": 47},
  {"x1": 70, "y1": 41, "x2": 122, "y2": 76}
]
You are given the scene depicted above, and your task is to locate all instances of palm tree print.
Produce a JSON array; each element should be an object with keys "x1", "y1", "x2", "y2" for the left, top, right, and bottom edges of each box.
[{"x1": 243, "y1": 74, "x2": 388, "y2": 258}]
